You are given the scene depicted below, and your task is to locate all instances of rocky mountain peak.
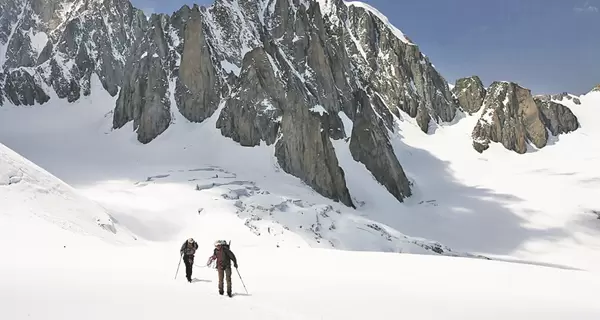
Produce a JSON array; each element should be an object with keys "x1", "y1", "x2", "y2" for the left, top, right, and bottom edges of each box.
[
  {"x1": 1, "y1": 0, "x2": 147, "y2": 105},
  {"x1": 452, "y1": 75, "x2": 486, "y2": 114},
  {"x1": 591, "y1": 84, "x2": 600, "y2": 93},
  {"x1": 534, "y1": 98, "x2": 579, "y2": 137},
  {"x1": 472, "y1": 81, "x2": 547, "y2": 154},
  {"x1": 471, "y1": 81, "x2": 579, "y2": 154},
  {"x1": 106, "y1": 0, "x2": 450, "y2": 206}
]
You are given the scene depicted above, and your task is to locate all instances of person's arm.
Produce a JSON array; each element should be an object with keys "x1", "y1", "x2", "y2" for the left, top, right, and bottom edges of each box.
[
  {"x1": 180, "y1": 242, "x2": 185, "y2": 255},
  {"x1": 227, "y1": 249, "x2": 238, "y2": 268},
  {"x1": 206, "y1": 248, "x2": 217, "y2": 266}
]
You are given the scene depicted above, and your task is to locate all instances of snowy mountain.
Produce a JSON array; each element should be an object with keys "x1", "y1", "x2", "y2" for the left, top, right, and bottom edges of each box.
[
  {"x1": 1, "y1": 0, "x2": 600, "y2": 271},
  {"x1": 0, "y1": 0, "x2": 590, "y2": 210},
  {"x1": 0, "y1": 0, "x2": 145, "y2": 102},
  {"x1": 0, "y1": 74, "x2": 487, "y2": 258},
  {"x1": 0, "y1": 0, "x2": 461, "y2": 208}
]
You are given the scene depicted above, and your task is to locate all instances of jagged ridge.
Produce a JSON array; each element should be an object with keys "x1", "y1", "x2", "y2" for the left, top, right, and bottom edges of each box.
[
  {"x1": 451, "y1": 77, "x2": 581, "y2": 154},
  {"x1": 0, "y1": 0, "x2": 146, "y2": 105},
  {"x1": 0, "y1": 0, "x2": 586, "y2": 207}
]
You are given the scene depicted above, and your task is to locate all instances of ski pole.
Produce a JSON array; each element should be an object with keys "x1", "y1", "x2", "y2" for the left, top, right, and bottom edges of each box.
[
  {"x1": 235, "y1": 268, "x2": 249, "y2": 294},
  {"x1": 174, "y1": 254, "x2": 182, "y2": 280}
]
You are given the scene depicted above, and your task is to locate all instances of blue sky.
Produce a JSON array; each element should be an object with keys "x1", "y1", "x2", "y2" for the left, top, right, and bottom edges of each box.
[{"x1": 131, "y1": 0, "x2": 600, "y2": 95}]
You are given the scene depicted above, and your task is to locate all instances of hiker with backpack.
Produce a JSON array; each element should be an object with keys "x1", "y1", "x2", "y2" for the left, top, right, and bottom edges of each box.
[
  {"x1": 180, "y1": 238, "x2": 199, "y2": 282},
  {"x1": 206, "y1": 240, "x2": 238, "y2": 297}
]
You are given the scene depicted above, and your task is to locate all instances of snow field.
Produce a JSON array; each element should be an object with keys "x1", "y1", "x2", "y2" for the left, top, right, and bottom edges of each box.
[
  {"x1": 1, "y1": 75, "x2": 600, "y2": 271},
  {"x1": 3, "y1": 236, "x2": 600, "y2": 320}
]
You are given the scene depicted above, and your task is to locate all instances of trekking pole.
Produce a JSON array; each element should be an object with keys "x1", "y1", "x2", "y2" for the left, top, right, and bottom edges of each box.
[
  {"x1": 235, "y1": 268, "x2": 249, "y2": 294},
  {"x1": 174, "y1": 254, "x2": 182, "y2": 280}
]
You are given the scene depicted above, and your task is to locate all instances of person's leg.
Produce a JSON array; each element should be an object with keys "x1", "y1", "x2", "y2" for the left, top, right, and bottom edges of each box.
[
  {"x1": 225, "y1": 267, "x2": 232, "y2": 296},
  {"x1": 183, "y1": 255, "x2": 192, "y2": 282},
  {"x1": 189, "y1": 255, "x2": 196, "y2": 280},
  {"x1": 218, "y1": 268, "x2": 224, "y2": 294},
  {"x1": 189, "y1": 255, "x2": 195, "y2": 279}
]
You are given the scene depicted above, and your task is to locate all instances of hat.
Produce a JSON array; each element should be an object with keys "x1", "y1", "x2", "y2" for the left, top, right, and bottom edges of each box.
[
  {"x1": 214, "y1": 240, "x2": 227, "y2": 247},
  {"x1": 187, "y1": 238, "x2": 194, "y2": 243}
]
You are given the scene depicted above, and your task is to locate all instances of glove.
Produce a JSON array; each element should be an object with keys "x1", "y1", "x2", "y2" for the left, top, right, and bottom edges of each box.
[
  {"x1": 207, "y1": 256, "x2": 215, "y2": 266},
  {"x1": 234, "y1": 262, "x2": 238, "y2": 268}
]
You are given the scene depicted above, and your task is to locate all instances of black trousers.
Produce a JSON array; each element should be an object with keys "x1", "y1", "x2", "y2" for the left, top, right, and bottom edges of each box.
[
  {"x1": 183, "y1": 254, "x2": 194, "y2": 280},
  {"x1": 218, "y1": 267, "x2": 232, "y2": 294}
]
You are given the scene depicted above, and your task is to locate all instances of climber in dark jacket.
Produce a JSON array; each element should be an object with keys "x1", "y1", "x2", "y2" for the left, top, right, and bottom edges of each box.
[
  {"x1": 206, "y1": 240, "x2": 238, "y2": 297},
  {"x1": 180, "y1": 238, "x2": 199, "y2": 282}
]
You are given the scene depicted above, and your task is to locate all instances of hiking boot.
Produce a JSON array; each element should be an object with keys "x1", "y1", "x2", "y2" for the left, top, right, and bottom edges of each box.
[
  {"x1": 219, "y1": 290, "x2": 224, "y2": 295},
  {"x1": 227, "y1": 292, "x2": 233, "y2": 298}
]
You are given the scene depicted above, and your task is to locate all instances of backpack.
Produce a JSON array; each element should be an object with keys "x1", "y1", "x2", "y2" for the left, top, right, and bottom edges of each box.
[{"x1": 182, "y1": 240, "x2": 198, "y2": 255}]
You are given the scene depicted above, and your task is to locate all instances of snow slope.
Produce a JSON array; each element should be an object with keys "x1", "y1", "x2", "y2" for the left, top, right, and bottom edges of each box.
[
  {"x1": 329, "y1": 91, "x2": 600, "y2": 272},
  {"x1": 0, "y1": 74, "x2": 477, "y2": 257},
  {"x1": 1, "y1": 151, "x2": 600, "y2": 320},
  {"x1": 0, "y1": 141, "x2": 136, "y2": 246},
  {"x1": 0, "y1": 68, "x2": 599, "y2": 272},
  {"x1": 386, "y1": 90, "x2": 600, "y2": 270}
]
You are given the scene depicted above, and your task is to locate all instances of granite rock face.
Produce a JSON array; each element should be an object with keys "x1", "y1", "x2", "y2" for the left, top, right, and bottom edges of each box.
[
  {"x1": 216, "y1": 47, "x2": 282, "y2": 147},
  {"x1": 175, "y1": 6, "x2": 220, "y2": 124},
  {"x1": 472, "y1": 82, "x2": 548, "y2": 154},
  {"x1": 3, "y1": 69, "x2": 49, "y2": 105},
  {"x1": 113, "y1": 14, "x2": 173, "y2": 143},
  {"x1": 471, "y1": 81, "x2": 584, "y2": 154},
  {"x1": 1, "y1": 0, "x2": 147, "y2": 106},
  {"x1": 453, "y1": 76, "x2": 487, "y2": 114},
  {"x1": 534, "y1": 98, "x2": 580, "y2": 136},
  {"x1": 349, "y1": 90, "x2": 412, "y2": 202},
  {"x1": 340, "y1": 2, "x2": 458, "y2": 132},
  {"x1": 274, "y1": 94, "x2": 355, "y2": 208},
  {"x1": 535, "y1": 92, "x2": 581, "y2": 106},
  {"x1": 206, "y1": 0, "x2": 450, "y2": 205}
]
